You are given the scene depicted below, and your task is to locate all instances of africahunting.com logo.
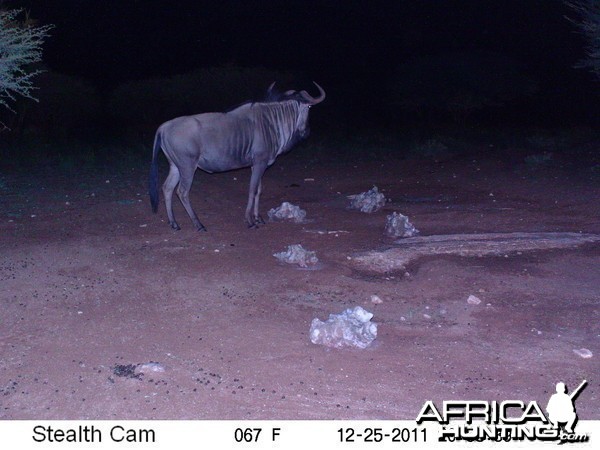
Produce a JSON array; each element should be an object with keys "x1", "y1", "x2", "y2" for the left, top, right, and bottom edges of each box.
[{"x1": 416, "y1": 380, "x2": 589, "y2": 443}]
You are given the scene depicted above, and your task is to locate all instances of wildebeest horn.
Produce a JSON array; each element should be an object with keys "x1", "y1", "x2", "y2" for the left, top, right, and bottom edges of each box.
[
  {"x1": 284, "y1": 90, "x2": 296, "y2": 96},
  {"x1": 299, "y1": 82, "x2": 326, "y2": 105},
  {"x1": 267, "y1": 82, "x2": 276, "y2": 94}
]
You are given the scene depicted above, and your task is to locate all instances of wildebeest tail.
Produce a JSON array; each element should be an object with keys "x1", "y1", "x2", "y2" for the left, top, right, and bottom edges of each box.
[{"x1": 149, "y1": 131, "x2": 161, "y2": 213}]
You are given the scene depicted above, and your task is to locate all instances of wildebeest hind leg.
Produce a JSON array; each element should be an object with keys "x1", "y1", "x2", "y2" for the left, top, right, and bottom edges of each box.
[
  {"x1": 163, "y1": 164, "x2": 181, "y2": 230},
  {"x1": 176, "y1": 166, "x2": 207, "y2": 232}
]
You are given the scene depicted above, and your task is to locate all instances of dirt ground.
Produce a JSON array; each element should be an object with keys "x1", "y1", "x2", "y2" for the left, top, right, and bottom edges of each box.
[{"x1": 1, "y1": 141, "x2": 598, "y2": 420}]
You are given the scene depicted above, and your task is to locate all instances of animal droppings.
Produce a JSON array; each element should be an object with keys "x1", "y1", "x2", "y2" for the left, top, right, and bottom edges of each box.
[
  {"x1": 112, "y1": 364, "x2": 142, "y2": 380},
  {"x1": 348, "y1": 186, "x2": 386, "y2": 213},
  {"x1": 112, "y1": 362, "x2": 166, "y2": 380}
]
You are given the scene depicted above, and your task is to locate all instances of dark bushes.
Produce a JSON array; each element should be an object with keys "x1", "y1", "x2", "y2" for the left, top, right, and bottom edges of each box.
[
  {"x1": 107, "y1": 66, "x2": 295, "y2": 141},
  {"x1": 1, "y1": 65, "x2": 295, "y2": 142}
]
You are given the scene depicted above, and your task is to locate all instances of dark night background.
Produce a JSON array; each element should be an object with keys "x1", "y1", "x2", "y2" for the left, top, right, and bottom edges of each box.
[{"x1": 2, "y1": 0, "x2": 599, "y2": 150}]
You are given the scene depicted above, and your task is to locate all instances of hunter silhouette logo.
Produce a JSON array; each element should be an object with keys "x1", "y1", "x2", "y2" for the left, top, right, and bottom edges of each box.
[
  {"x1": 546, "y1": 380, "x2": 587, "y2": 434},
  {"x1": 416, "y1": 379, "x2": 590, "y2": 443}
]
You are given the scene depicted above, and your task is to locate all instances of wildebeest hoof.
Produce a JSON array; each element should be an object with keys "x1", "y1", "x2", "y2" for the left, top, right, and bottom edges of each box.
[
  {"x1": 170, "y1": 222, "x2": 181, "y2": 231},
  {"x1": 197, "y1": 225, "x2": 207, "y2": 232},
  {"x1": 255, "y1": 215, "x2": 266, "y2": 225}
]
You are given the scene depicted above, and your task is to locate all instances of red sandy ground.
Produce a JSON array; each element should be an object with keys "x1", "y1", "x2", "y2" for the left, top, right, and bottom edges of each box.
[{"x1": 0, "y1": 143, "x2": 598, "y2": 419}]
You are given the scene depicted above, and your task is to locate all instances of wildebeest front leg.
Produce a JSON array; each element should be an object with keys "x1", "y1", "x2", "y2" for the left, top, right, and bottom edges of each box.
[
  {"x1": 253, "y1": 179, "x2": 266, "y2": 225},
  {"x1": 245, "y1": 163, "x2": 267, "y2": 228}
]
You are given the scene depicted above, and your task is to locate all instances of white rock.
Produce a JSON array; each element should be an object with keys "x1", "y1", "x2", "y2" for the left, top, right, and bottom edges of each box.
[
  {"x1": 267, "y1": 202, "x2": 306, "y2": 223},
  {"x1": 310, "y1": 306, "x2": 377, "y2": 349},
  {"x1": 385, "y1": 212, "x2": 419, "y2": 238},
  {"x1": 137, "y1": 362, "x2": 166, "y2": 373},
  {"x1": 370, "y1": 295, "x2": 383, "y2": 304},
  {"x1": 467, "y1": 294, "x2": 482, "y2": 305},
  {"x1": 573, "y1": 348, "x2": 593, "y2": 359},
  {"x1": 273, "y1": 244, "x2": 318, "y2": 268},
  {"x1": 348, "y1": 186, "x2": 386, "y2": 213}
]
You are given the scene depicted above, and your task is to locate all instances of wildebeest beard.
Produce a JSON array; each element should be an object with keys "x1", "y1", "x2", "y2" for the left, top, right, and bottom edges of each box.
[{"x1": 286, "y1": 128, "x2": 309, "y2": 151}]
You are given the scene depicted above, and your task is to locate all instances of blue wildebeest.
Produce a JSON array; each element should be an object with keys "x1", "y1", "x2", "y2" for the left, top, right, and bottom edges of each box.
[{"x1": 149, "y1": 82, "x2": 326, "y2": 231}]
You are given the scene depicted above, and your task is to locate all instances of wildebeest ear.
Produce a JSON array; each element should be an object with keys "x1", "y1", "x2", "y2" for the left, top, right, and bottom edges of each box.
[{"x1": 266, "y1": 81, "x2": 282, "y2": 101}]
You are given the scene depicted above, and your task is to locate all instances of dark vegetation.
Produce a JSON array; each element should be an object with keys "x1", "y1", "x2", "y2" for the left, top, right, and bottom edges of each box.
[
  {"x1": 0, "y1": 60, "x2": 598, "y2": 175},
  {"x1": 1, "y1": 1, "x2": 597, "y2": 176}
]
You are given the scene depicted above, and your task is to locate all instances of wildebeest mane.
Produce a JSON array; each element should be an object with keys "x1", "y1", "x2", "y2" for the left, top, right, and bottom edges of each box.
[
  {"x1": 223, "y1": 83, "x2": 310, "y2": 113},
  {"x1": 223, "y1": 95, "x2": 295, "y2": 113},
  {"x1": 264, "y1": 87, "x2": 297, "y2": 102},
  {"x1": 223, "y1": 83, "x2": 324, "y2": 113}
]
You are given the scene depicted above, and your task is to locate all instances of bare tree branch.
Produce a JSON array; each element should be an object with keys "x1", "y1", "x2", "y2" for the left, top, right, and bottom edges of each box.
[
  {"x1": 0, "y1": 9, "x2": 53, "y2": 111},
  {"x1": 565, "y1": 0, "x2": 600, "y2": 78}
]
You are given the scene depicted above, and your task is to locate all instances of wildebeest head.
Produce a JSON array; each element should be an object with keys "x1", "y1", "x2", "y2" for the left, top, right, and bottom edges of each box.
[{"x1": 266, "y1": 81, "x2": 326, "y2": 140}]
